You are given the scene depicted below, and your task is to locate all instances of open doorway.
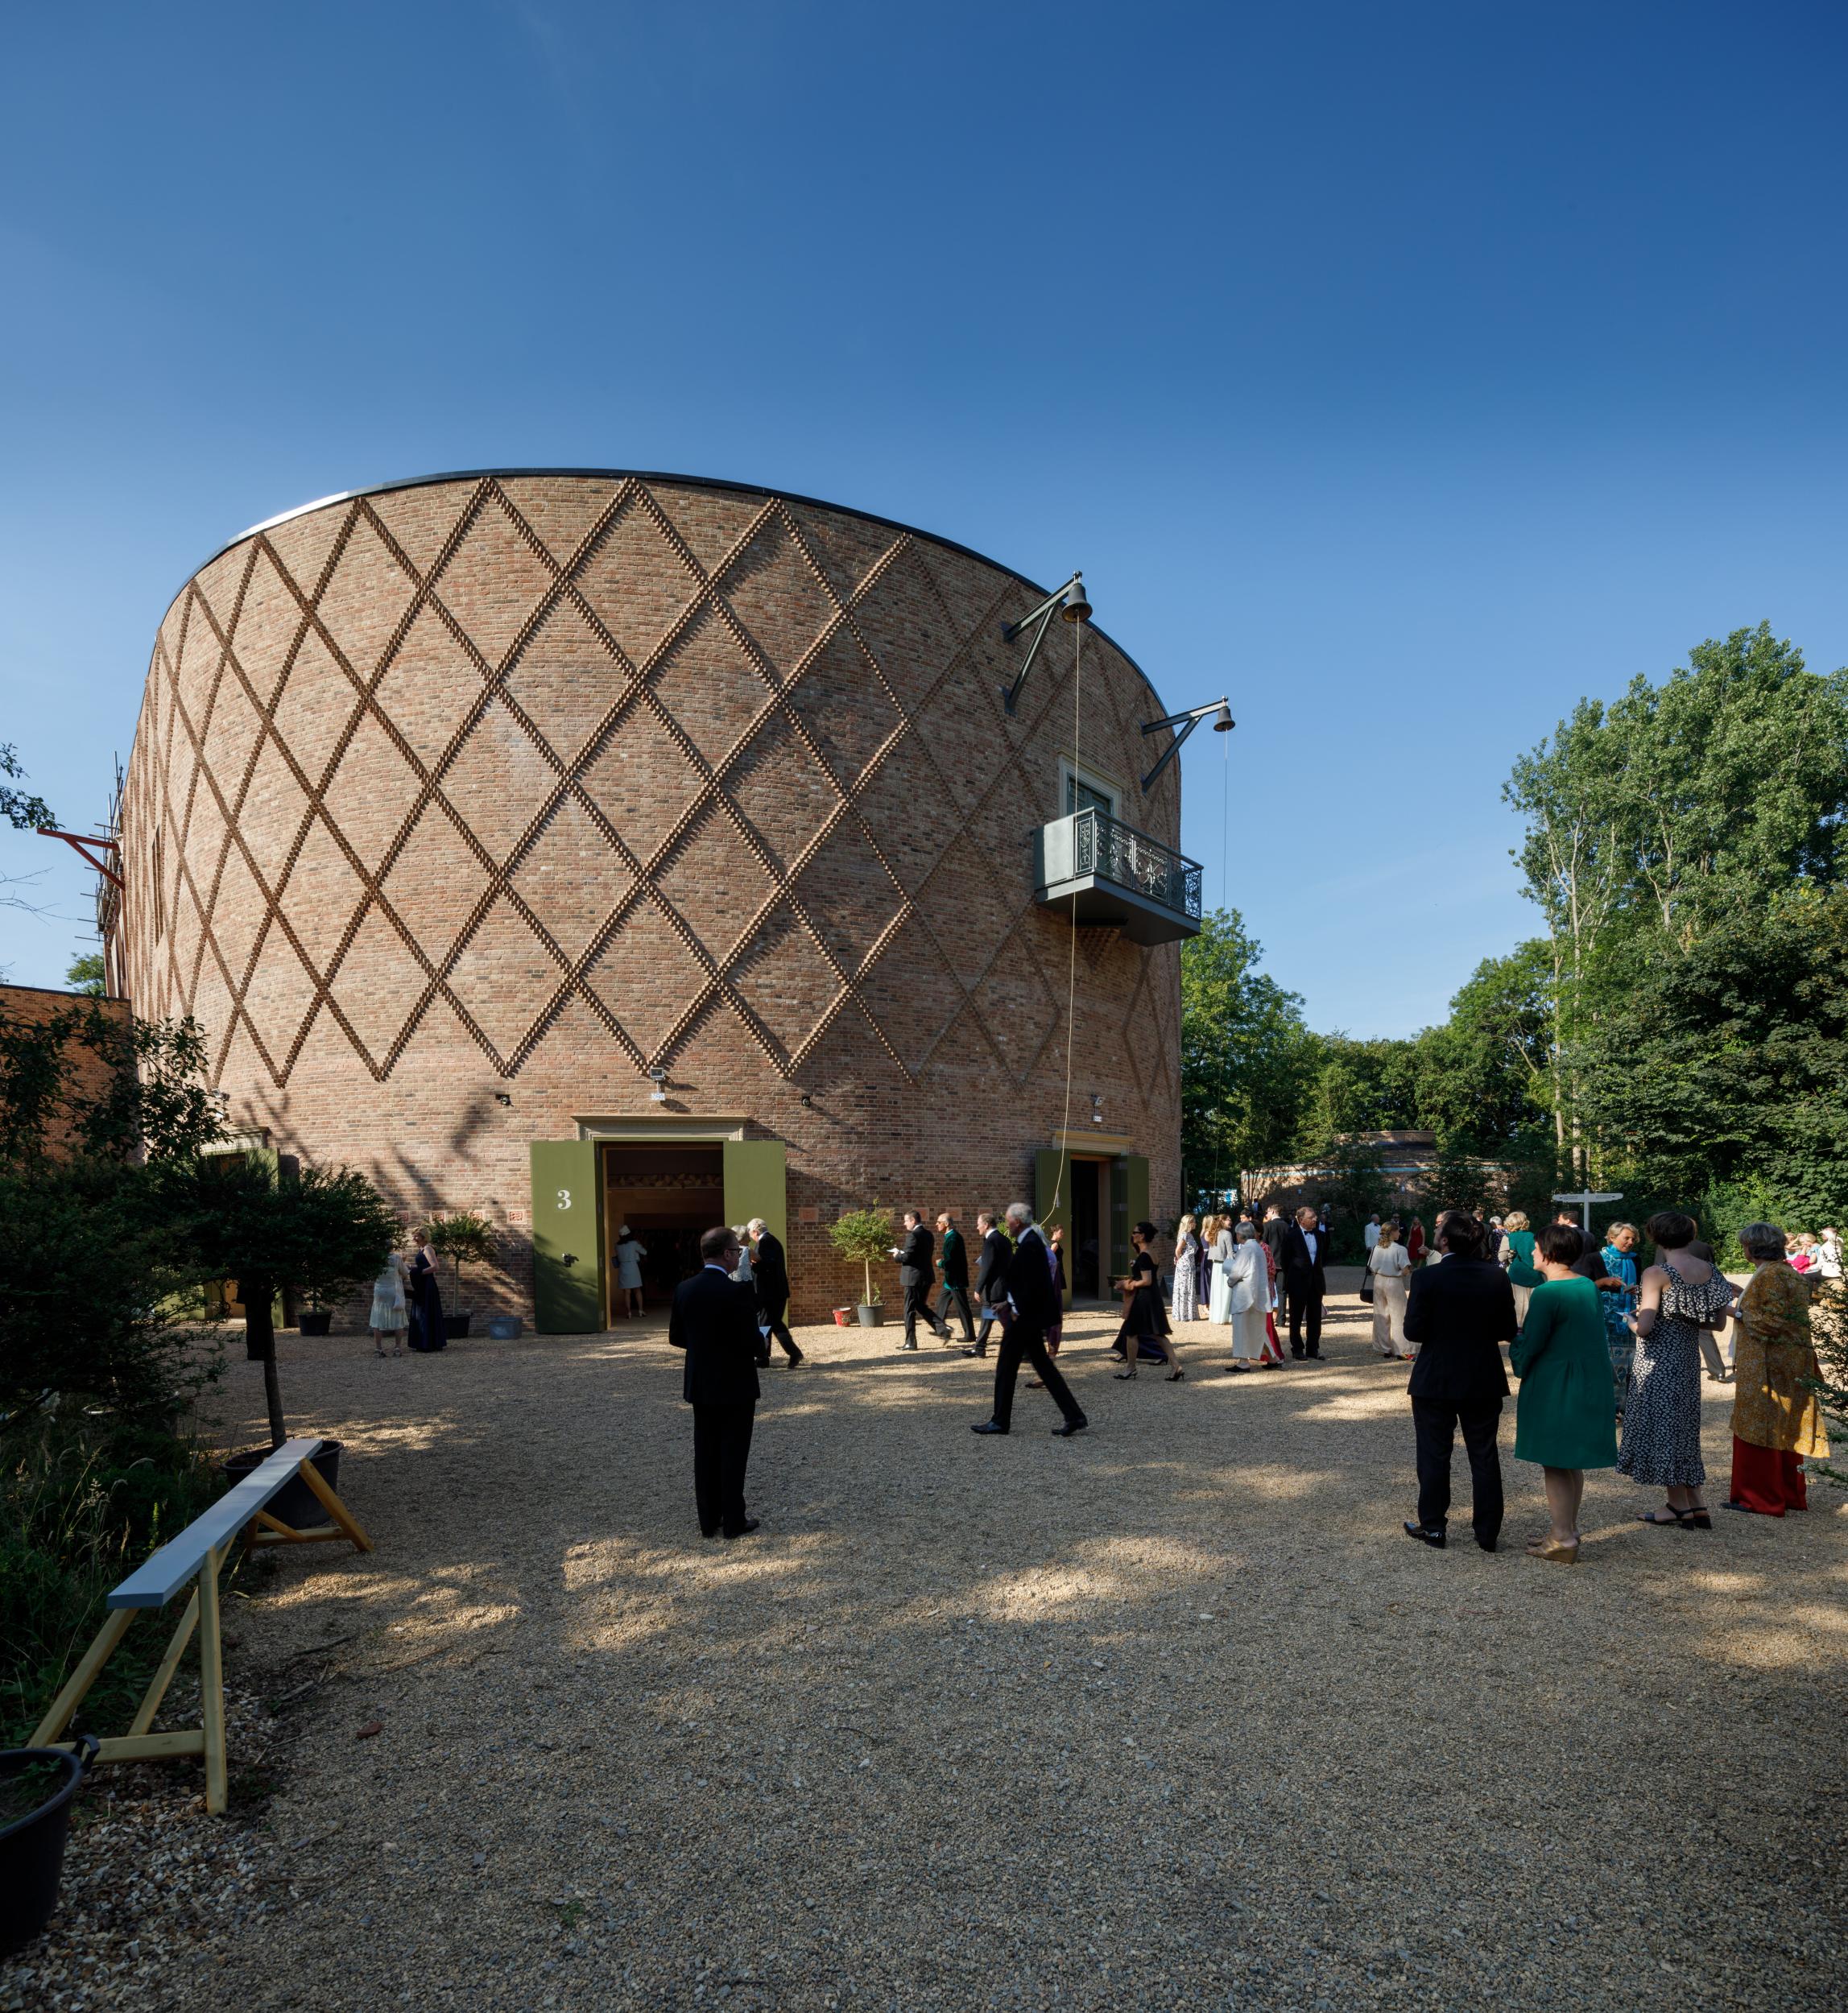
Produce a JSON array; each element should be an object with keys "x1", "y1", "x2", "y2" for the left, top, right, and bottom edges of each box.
[
  {"x1": 1070, "y1": 1158, "x2": 1105, "y2": 1299},
  {"x1": 600, "y1": 1145, "x2": 726, "y2": 1314}
]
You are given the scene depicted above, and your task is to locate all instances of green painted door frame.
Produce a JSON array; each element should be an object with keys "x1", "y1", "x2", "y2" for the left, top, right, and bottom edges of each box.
[
  {"x1": 1034, "y1": 1147, "x2": 1070, "y2": 1305},
  {"x1": 530, "y1": 1140, "x2": 604, "y2": 1333},
  {"x1": 721, "y1": 1140, "x2": 787, "y2": 1251}
]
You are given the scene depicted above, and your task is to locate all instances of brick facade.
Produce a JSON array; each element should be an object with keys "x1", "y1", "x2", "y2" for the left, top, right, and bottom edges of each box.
[{"x1": 115, "y1": 473, "x2": 1184, "y2": 1324}]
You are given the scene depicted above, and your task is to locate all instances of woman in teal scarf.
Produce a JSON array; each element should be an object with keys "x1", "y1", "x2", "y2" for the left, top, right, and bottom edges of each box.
[{"x1": 1599, "y1": 1222, "x2": 1640, "y2": 1398}]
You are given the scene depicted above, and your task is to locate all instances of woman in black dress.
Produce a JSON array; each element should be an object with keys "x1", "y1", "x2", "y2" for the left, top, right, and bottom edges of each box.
[
  {"x1": 1114, "y1": 1221, "x2": 1184, "y2": 1381},
  {"x1": 407, "y1": 1238, "x2": 447, "y2": 1352}
]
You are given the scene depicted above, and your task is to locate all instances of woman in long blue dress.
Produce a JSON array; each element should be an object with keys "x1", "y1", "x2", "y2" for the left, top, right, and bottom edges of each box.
[
  {"x1": 1599, "y1": 1222, "x2": 1640, "y2": 1402},
  {"x1": 407, "y1": 1238, "x2": 447, "y2": 1352}
]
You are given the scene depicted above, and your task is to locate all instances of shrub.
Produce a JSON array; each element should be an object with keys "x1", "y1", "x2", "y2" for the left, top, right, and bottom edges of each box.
[{"x1": 420, "y1": 1211, "x2": 497, "y2": 1306}]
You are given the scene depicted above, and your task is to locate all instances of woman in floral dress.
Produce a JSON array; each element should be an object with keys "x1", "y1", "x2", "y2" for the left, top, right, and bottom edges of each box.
[
  {"x1": 1171, "y1": 1214, "x2": 1201, "y2": 1323},
  {"x1": 1619, "y1": 1211, "x2": 1734, "y2": 1527}
]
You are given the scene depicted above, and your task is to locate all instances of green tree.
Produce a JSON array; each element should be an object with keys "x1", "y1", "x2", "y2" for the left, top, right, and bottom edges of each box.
[
  {"x1": 421, "y1": 1209, "x2": 497, "y2": 1308},
  {"x1": 0, "y1": 745, "x2": 53, "y2": 831},
  {"x1": 1180, "y1": 909, "x2": 1320, "y2": 1200},
  {"x1": 177, "y1": 1156, "x2": 400, "y2": 1447},
  {"x1": 65, "y1": 953, "x2": 105, "y2": 996}
]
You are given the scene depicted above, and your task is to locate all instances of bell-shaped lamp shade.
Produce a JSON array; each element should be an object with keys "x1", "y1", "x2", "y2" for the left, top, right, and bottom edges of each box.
[
  {"x1": 1060, "y1": 574, "x2": 1092, "y2": 624},
  {"x1": 1211, "y1": 701, "x2": 1235, "y2": 732}
]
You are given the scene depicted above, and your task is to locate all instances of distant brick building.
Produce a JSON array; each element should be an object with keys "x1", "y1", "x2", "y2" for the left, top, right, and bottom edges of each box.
[
  {"x1": 0, "y1": 983, "x2": 134, "y2": 1159},
  {"x1": 114, "y1": 472, "x2": 1200, "y2": 1325}
]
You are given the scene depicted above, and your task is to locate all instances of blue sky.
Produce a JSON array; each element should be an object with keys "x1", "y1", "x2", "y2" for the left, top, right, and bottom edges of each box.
[{"x1": 2, "y1": 2, "x2": 1843, "y2": 1033}]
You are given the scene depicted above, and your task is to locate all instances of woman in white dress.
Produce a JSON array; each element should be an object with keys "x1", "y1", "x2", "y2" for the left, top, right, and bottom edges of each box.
[
  {"x1": 1171, "y1": 1214, "x2": 1201, "y2": 1322},
  {"x1": 1206, "y1": 1215, "x2": 1237, "y2": 1325},
  {"x1": 613, "y1": 1224, "x2": 648, "y2": 1318},
  {"x1": 1224, "y1": 1223, "x2": 1272, "y2": 1370},
  {"x1": 1368, "y1": 1221, "x2": 1414, "y2": 1359},
  {"x1": 369, "y1": 1250, "x2": 410, "y2": 1358}
]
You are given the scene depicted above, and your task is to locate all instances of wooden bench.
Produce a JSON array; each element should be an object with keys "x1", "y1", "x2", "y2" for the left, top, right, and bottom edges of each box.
[{"x1": 31, "y1": 1437, "x2": 372, "y2": 1813}]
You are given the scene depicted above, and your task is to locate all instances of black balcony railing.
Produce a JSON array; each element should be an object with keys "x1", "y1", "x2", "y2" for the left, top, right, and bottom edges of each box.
[{"x1": 1070, "y1": 808, "x2": 1202, "y2": 923}]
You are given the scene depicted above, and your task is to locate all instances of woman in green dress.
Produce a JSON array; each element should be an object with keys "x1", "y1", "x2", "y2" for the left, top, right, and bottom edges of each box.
[
  {"x1": 1500, "y1": 1209, "x2": 1542, "y2": 1329},
  {"x1": 1509, "y1": 1221, "x2": 1619, "y2": 1563}
]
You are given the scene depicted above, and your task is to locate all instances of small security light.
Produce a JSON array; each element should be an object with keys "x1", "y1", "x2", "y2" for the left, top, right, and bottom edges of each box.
[
  {"x1": 648, "y1": 1069, "x2": 669, "y2": 1105},
  {"x1": 493, "y1": 1091, "x2": 512, "y2": 1108},
  {"x1": 1139, "y1": 697, "x2": 1235, "y2": 793},
  {"x1": 1000, "y1": 572, "x2": 1089, "y2": 717}
]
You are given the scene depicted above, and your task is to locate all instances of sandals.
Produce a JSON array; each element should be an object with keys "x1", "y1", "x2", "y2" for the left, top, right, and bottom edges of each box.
[
  {"x1": 1680, "y1": 1505, "x2": 1712, "y2": 1530},
  {"x1": 1113, "y1": 1370, "x2": 1138, "y2": 1381},
  {"x1": 1525, "y1": 1536, "x2": 1580, "y2": 1564},
  {"x1": 1638, "y1": 1508, "x2": 1685, "y2": 1526},
  {"x1": 1165, "y1": 1369, "x2": 1185, "y2": 1382}
]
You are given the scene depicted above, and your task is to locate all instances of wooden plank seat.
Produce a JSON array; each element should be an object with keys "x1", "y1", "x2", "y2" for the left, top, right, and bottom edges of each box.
[{"x1": 31, "y1": 1436, "x2": 372, "y2": 1813}]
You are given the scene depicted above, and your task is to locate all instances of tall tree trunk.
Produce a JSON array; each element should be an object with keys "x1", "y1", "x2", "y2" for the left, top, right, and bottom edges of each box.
[{"x1": 242, "y1": 1270, "x2": 286, "y2": 1448}]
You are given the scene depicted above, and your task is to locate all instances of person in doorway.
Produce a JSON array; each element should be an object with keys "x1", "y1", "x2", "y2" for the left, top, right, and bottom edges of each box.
[
  {"x1": 894, "y1": 1209, "x2": 945, "y2": 1350},
  {"x1": 407, "y1": 1238, "x2": 446, "y2": 1352},
  {"x1": 1280, "y1": 1206, "x2": 1329, "y2": 1359},
  {"x1": 613, "y1": 1223, "x2": 648, "y2": 1319},
  {"x1": 1400, "y1": 1211, "x2": 1515, "y2": 1550},
  {"x1": 1368, "y1": 1221, "x2": 1414, "y2": 1360},
  {"x1": 1113, "y1": 1221, "x2": 1184, "y2": 1381},
  {"x1": 1726, "y1": 1222, "x2": 1830, "y2": 1516},
  {"x1": 964, "y1": 1209, "x2": 1012, "y2": 1358},
  {"x1": 971, "y1": 1205, "x2": 1087, "y2": 1437},
  {"x1": 1510, "y1": 1223, "x2": 1619, "y2": 1564},
  {"x1": 370, "y1": 1249, "x2": 411, "y2": 1358},
  {"x1": 668, "y1": 1226, "x2": 763, "y2": 1540},
  {"x1": 748, "y1": 1218, "x2": 803, "y2": 1368},
  {"x1": 936, "y1": 1212, "x2": 976, "y2": 1346}
]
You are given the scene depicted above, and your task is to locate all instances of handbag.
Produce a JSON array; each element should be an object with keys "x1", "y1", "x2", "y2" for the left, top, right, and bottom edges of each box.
[{"x1": 1359, "y1": 1261, "x2": 1375, "y2": 1304}]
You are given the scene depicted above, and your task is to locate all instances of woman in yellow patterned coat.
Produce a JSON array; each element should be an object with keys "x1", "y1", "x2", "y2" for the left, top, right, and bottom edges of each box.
[{"x1": 1725, "y1": 1223, "x2": 1829, "y2": 1518}]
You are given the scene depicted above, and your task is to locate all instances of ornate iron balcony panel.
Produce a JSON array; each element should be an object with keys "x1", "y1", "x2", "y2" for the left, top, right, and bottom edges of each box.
[{"x1": 1032, "y1": 808, "x2": 1202, "y2": 946}]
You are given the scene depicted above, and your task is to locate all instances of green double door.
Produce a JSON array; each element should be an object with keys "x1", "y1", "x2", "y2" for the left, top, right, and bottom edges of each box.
[
  {"x1": 527, "y1": 1139, "x2": 788, "y2": 1333},
  {"x1": 1034, "y1": 1148, "x2": 1148, "y2": 1305}
]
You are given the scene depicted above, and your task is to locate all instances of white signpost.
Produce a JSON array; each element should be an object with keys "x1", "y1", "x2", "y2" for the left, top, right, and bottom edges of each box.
[{"x1": 1553, "y1": 1189, "x2": 1623, "y2": 1233}]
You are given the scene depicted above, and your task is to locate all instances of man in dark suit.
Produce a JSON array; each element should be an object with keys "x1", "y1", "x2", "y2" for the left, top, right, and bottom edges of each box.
[
  {"x1": 935, "y1": 1211, "x2": 975, "y2": 1345},
  {"x1": 1400, "y1": 1210, "x2": 1516, "y2": 1551},
  {"x1": 668, "y1": 1225, "x2": 763, "y2": 1540},
  {"x1": 894, "y1": 1209, "x2": 946, "y2": 1350},
  {"x1": 972, "y1": 1203, "x2": 1087, "y2": 1437},
  {"x1": 1261, "y1": 1205, "x2": 1289, "y2": 1285},
  {"x1": 1280, "y1": 1206, "x2": 1329, "y2": 1358},
  {"x1": 962, "y1": 1210, "x2": 1011, "y2": 1358},
  {"x1": 747, "y1": 1217, "x2": 802, "y2": 1369}
]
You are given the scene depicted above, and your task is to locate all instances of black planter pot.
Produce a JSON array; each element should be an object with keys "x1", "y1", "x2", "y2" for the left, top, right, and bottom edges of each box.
[
  {"x1": 0, "y1": 1738, "x2": 95, "y2": 1959},
  {"x1": 221, "y1": 1439, "x2": 341, "y2": 1529},
  {"x1": 443, "y1": 1312, "x2": 472, "y2": 1340},
  {"x1": 298, "y1": 1310, "x2": 333, "y2": 1336}
]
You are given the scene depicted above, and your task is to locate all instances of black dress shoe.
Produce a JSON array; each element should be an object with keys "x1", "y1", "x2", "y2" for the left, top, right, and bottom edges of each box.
[
  {"x1": 1305, "y1": 1350, "x2": 1325, "y2": 1360},
  {"x1": 961, "y1": 1345, "x2": 987, "y2": 1358},
  {"x1": 1404, "y1": 1520, "x2": 1446, "y2": 1548},
  {"x1": 898, "y1": 1340, "x2": 919, "y2": 1351},
  {"x1": 755, "y1": 1354, "x2": 771, "y2": 1370},
  {"x1": 723, "y1": 1519, "x2": 760, "y2": 1540},
  {"x1": 701, "y1": 1526, "x2": 720, "y2": 1540},
  {"x1": 1475, "y1": 1535, "x2": 1498, "y2": 1552},
  {"x1": 970, "y1": 1419, "x2": 1008, "y2": 1435},
  {"x1": 783, "y1": 1348, "x2": 804, "y2": 1366},
  {"x1": 1052, "y1": 1418, "x2": 1088, "y2": 1437}
]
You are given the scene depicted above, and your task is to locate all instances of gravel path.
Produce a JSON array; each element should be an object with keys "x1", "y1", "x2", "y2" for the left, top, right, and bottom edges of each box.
[{"x1": 23, "y1": 1291, "x2": 1848, "y2": 2010}]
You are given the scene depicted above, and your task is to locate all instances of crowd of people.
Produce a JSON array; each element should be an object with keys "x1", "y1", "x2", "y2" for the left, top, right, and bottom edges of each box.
[{"x1": 651, "y1": 1193, "x2": 1833, "y2": 1560}]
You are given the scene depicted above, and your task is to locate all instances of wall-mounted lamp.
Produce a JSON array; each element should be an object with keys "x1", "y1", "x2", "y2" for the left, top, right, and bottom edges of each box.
[
  {"x1": 1090, "y1": 1092, "x2": 1104, "y2": 1126},
  {"x1": 800, "y1": 1093, "x2": 813, "y2": 1109},
  {"x1": 648, "y1": 1068, "x2": 669, "y2": 1105},
  {"x1": 493, "y1": 1091, "x2": 512, "y2": 1107},
  {"x1": 1138, "y1": 697, "x2": 1234, "y2": 793},
  {"x1": 999, "y1": 572, "x2": 1090, "y2": 717}
]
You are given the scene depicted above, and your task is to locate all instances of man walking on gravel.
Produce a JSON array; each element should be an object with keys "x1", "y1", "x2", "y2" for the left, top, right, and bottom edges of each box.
[
  {"x1": 972, "y1": 1203, "x2": 1087, "y2": 1438},
  {"x1": 963, "y1": 1209, "x2": 1012, "y2": 1358},
  {"x1": 669, "y1": 1225, "x2": 763, "y2": 1540}
]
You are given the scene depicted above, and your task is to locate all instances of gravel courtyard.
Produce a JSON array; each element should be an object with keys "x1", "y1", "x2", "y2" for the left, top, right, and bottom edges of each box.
[{"x1": 29, "y1": 1292, "x2": 1848, "y2": 2010}]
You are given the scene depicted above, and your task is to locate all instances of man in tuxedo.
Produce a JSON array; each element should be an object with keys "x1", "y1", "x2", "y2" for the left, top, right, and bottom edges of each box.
[
  {"x1": 962, "y1": 1210, "x2": 1011, "y2": 1358},
  {"x1": 972, "y1": 1203, "x2": 1086, "y2": 1437},
  {"x1": 747, "y1": 1217, "x2": 802, "y2": 1369},
  {"x1": 668, "y1": 1225, "x2": 764, "y2": 1540},
  {"x1": 935, "y1": 1211, "x2": 975, "y2": 1345},
  {"x1": 1400, "y1": 1210, "x2": 1515, "y2": 1551},
  {"x1": 895, "y1": 1208, "x2": 945, "y2": 1350},
  {"x1": 1280, "y1": 1205, "x2": 1329, "y2": 1358}
]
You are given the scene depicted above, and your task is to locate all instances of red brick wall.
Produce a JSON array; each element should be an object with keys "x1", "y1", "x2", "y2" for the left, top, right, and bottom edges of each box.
[
  {"x1": 0, "y1": 983, "x2": 134, "y2": 1161},
  {"x1": 116, "y1": 474, "x2": 1185, "y2": 1324}
]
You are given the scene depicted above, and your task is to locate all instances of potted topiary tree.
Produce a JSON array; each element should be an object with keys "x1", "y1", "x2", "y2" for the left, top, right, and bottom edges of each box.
[
  {"x1": 829, "y1": 1207, "x2": 893, "y2": 1326},
  {"x1": 421, "y1": 1211, "x2": 497, "y2": 1340}
]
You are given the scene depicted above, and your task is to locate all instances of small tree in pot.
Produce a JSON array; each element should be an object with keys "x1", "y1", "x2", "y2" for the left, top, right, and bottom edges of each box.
[
  {"x1": 829, "y1": 1207, "x2": 893, "y2": 1325},
  {"x1": 421, "y1": 1211, "x2": 497, "y2": 1337}
]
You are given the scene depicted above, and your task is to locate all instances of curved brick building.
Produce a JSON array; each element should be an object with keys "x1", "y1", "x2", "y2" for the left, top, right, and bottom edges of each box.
[{"x1": 114, "y1": 471, "x2": 1200, "y2": 1325}]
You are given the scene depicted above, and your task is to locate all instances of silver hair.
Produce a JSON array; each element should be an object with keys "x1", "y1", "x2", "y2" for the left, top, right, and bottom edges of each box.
[
  {"x1": 1738, "y1": 1221, "x2": 1788, "y2": 1261},
  {"x1": 1005, "y1": 1201, "x2": 1033, "y2": 1227},
  {"x1": 1235, "y1": 1222, "x2": 1259, "y2": 1241},
  {"x1": 747, "y1": 1217, "x2": 767, "y2": 1235}
]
